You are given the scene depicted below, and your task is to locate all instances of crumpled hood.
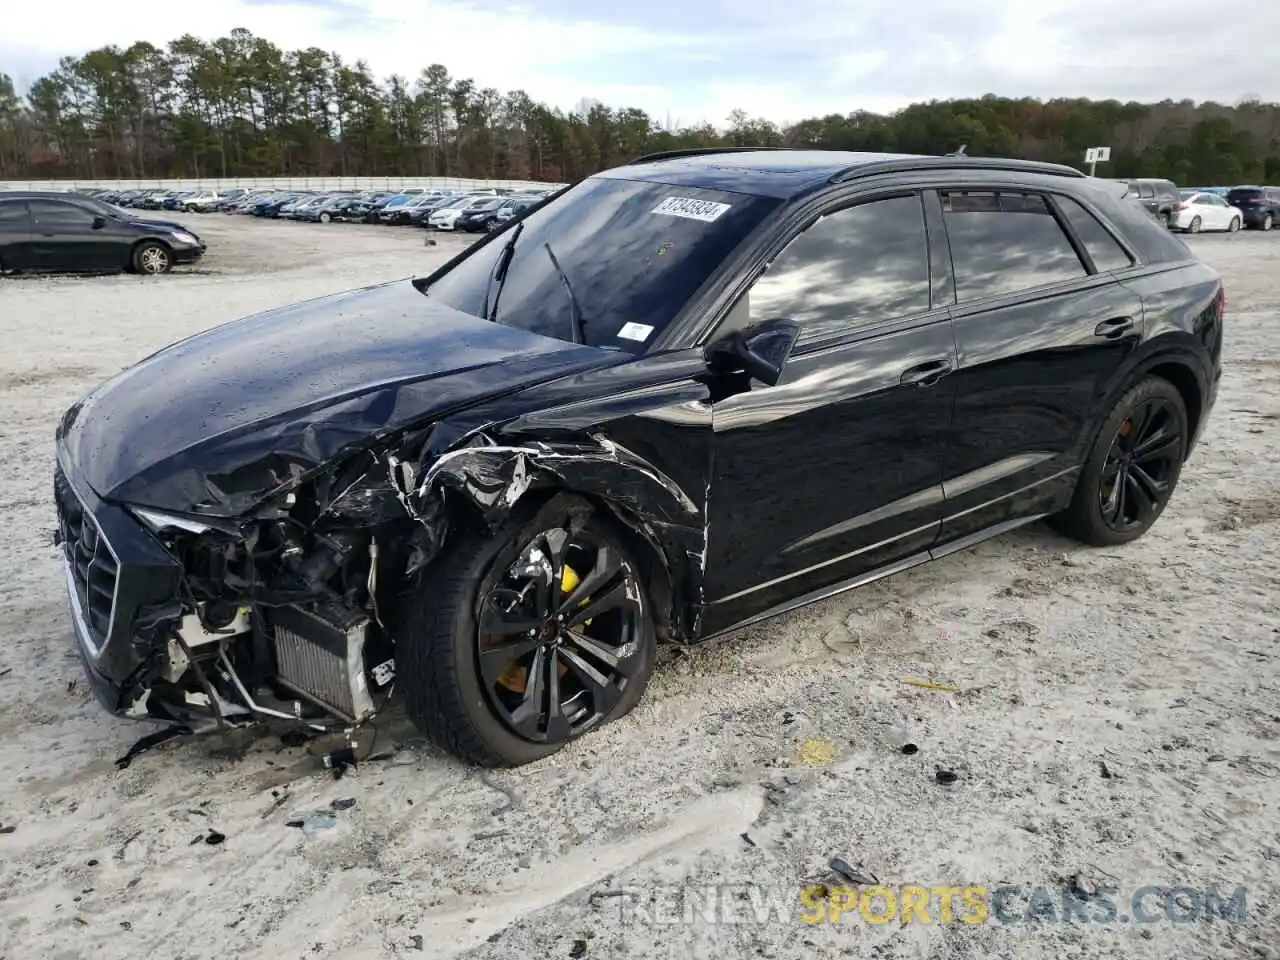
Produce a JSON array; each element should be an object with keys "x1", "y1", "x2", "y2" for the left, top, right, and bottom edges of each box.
[{"x1": 58, "y1": 280, "x2": 612, "y2": 516}]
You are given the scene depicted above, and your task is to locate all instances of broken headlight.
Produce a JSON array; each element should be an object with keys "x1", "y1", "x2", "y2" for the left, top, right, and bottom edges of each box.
[
  {"x1": 131, "y1": 506, "x2": 216, "y2": 535},
  {"x1": 321, "y1": 473, "x2": 405, "y2": 527}
]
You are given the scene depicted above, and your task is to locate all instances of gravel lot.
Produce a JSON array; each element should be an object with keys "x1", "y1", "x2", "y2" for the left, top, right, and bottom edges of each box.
[{"x1": 0, "y1": 216, "x2": 1276, "y2": 960}]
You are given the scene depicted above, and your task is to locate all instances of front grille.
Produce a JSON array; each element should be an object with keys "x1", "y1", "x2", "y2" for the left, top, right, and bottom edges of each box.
[
  {"x1": 54, "y1": 467, "x2": 119, "y2": 650},
  {"x1": 270, "y1": 602, "x2": 375, "y2": 724}
]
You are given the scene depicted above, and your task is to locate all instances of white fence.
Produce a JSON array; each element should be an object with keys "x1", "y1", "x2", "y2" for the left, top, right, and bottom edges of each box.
[{"x1": 1, "y1": 176, "x2": 568, "y2": 193}]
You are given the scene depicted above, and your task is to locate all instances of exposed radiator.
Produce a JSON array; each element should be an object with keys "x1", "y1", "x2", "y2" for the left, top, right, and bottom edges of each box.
[{"x1": 269, "y1": 602, "x2": 376, "y2": 724}]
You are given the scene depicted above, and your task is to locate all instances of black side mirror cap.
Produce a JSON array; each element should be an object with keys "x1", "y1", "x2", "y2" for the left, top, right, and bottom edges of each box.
[{"x1": 704, "y1": 317, "x2": 801, "y2": 387}]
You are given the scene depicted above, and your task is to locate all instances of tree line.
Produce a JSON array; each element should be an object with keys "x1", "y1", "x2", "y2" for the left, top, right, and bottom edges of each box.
[{"x1": 2, "y1": 28, "x2": 1279, "y2": 186}]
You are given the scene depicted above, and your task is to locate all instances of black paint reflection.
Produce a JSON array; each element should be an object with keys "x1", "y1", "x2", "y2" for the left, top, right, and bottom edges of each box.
[
  {"x1": 942, "y1": 191, "x2": 1087, "y2": 301},
  {"x1": 751, "y1": 194, "x2": 932, "y2": 338}
]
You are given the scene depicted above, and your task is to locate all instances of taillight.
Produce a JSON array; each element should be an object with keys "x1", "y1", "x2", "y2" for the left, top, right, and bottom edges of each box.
[
  {"x1": 1176, "y1": 202, "x2": 1189, "y2": 210},
  {"x1": 1217, "y1": 284, "x2": 1225, "y2": 318}
]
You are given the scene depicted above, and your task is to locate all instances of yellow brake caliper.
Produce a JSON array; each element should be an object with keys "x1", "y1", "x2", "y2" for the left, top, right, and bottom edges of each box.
[{"x1": 495, "y1": 564, "x2": 588, "y2": 693}]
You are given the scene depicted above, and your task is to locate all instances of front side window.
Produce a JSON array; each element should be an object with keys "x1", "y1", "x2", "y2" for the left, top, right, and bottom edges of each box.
[
  {"x1": 421, "y1": 176, "x2": 780, "y2": 353},
  {"x1": 1139, "y1": 185, "x2": 1155, "y2": 199},
  {"x1": 29, "y1": 200, "x2": 93, "y2": 226},
  {"x1": 941, "y1": 190, "x2": 1087, "y2": 301},
  {"x1": 743, "y1": 194, "x2": 932, "y2": 341},
  {"x1": 0, "y1": 200, "x2": 29, "y2": 226}
]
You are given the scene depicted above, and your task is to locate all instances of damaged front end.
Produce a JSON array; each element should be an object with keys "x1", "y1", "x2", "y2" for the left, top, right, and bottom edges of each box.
[
  {"x1": 54, "y1": 446, "x2": 437, "y2": 735},
  {"x1": 55, "y1": 418, "x2": 705, "y2": 741}
]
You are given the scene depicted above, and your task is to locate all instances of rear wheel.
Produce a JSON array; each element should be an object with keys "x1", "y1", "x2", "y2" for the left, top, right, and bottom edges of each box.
[
  {"x1": 1187, "y1": 216, "x2": 1202, "y2": 234},
  {"x1": 397, "y1": 494, "x2": 657, "y2": 766},
  {"x1": 319, "y1": 212, "x2": 331, "y2": 224},
  {"x1": 132, "y1": 241, "x2": 172, "y2": 275},
  {"x1": 1052, "y1": 377, "x2": 1187, "y2": 547},
  {"x1": 1263, "y1": 213, "x2": 1274, "y2": 231}
]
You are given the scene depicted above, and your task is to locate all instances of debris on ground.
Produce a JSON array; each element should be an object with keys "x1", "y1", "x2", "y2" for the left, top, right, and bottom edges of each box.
[
  {"x1": 114, "y1": 725, "x2": 192, "y2": 770},
  {"x1": 570, "y1": 939, "x2": 588, "y2": 958},
  {"x1": 935, "y1": 770, "x2": 959, "y2": 786},
  {"x1": 0, "y1": 824, "x2": 15, "y2": 835},
  {"x1": 828, "y1": 857, "x2": 879, "y2": 885},
  {"x1": 331, "y1": 797, "x2": 357, "y2": 811},
  {"x1": 285, "y1": 811, "x2": 339, "y2": 835},
  {"x1": 902, "y1": 678, "x2": 958, "y2": 693},
  {"x1": 796, "y1": 738, "x2": 837, "y2": 766},
  {"x1": 901, "y1": 743, "x2": 919, "y2": 755}
]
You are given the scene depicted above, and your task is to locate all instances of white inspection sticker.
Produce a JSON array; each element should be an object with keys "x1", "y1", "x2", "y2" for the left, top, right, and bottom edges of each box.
[
  {"x1": 617, "y1": 321, "x2": 655, "y2": 342},
  {"x1": 651, "y1": 196, "x2": 732, "y2": 222}
]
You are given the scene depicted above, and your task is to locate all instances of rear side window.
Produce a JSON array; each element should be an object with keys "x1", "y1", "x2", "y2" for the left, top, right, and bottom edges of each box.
[
  {"x1": 747, "y1": 193, "x2": 933, "y2": 339},
  {"x1": 1139, "y1": 185, "x2": 1155, "y2": 199},
  {"x1": 1055, "y1": 196, "x2": 1133, "y2": 272},
  {"x1": 0, "y1": 199, "x2": 29, "y2": 226},
  {"x1": 941, "y1": 190, "x2": 1087, "y2": 301}
]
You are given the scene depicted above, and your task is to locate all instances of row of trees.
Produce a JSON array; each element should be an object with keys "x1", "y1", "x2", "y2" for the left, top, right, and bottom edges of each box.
[{"x1": 3, "y1": 29, "x2": 1280, "y2": 186}]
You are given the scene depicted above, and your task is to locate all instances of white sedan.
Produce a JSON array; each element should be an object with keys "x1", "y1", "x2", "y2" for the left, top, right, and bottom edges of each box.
[{"x1": 1170, "y1": 192, "x2": 1244, "y2": 233}]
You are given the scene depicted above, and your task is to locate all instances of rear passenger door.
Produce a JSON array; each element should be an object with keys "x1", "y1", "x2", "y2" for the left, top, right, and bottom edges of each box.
[
  {"x1": 0, "y1": 198, "x2": 33, "y2": 270},
  {"x1": 933, "y1": 187, "x2": 1145, "y2": 547}
]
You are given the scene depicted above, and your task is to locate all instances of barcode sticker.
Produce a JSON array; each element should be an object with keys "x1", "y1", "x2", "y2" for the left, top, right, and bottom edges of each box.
[
  {"x1": 651, "y1": 196, "x2": 732, "y2": 222},
  {"x1": 617, "y1": 322, "x2": 654, "y2": 342}
]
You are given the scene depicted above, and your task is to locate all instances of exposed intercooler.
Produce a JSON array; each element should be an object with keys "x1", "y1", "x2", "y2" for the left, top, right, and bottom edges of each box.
[{"x1": 268, "y1": 602, "x2": 377, "y2": 724}]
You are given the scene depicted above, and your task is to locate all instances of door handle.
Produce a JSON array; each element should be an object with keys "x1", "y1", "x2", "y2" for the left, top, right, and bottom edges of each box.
[
  {"x1": 900, "y1": 358, "x2": 954, "y2": 387},
  {"x1": 1094, "y1": 316, "x2": 1136, "y2": 339}
]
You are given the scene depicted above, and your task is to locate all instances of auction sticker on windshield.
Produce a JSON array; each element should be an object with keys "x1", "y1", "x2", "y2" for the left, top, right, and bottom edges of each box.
[
  {"x1": 617, "y1": 322, "x2": 654, "y2": 342},
  {"x1": 651, "y1": 196, "x2": 732, "y2": 222}
]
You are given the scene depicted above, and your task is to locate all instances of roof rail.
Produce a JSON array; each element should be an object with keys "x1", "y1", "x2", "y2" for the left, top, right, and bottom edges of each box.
[
  {"x1": 831, "y1": 155, "x2": 1087, "y2": 183},
  {"x1": 625, "y1": 146, "x2": 797, "y2": 165}
]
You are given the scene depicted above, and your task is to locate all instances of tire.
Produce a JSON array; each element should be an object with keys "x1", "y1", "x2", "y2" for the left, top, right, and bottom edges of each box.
[
  {"x1": 397, "y1": 493, "x2": 657, "y2": 766},
  {"x1": 1263, "y1": 214, "x2": 1273, "y2": 232},
  {"x1": 1187, "y1": 216, "x2": 1202, "y2": 234},
  {"x1": 1159, "y1": 211, "x2": 1171, "y2": 229},
  {"x1": 1051, "y1": 377, "x2": 1188, "y2": 547},
  {"x1": 319, "y1": 212, "x2": 331, "y2": 223},
  {"x1": 1228, "y1": 216, "x2": 1241, "y2": 233},
  {"x1": 132, "y1": 241, "x2": 172, "y2": 275}
]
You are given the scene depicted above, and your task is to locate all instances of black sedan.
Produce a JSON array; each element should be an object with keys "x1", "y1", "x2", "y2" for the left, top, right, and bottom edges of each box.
[
  {"x1": 53, "y1": 149, "x2": 1222, "y2": 767},
  {"x1": 455, "y1": 198, "x2": 506, "y2": 232},
  {"x1": 1, "y1": 191, "x2": 205, "y2": 274}
]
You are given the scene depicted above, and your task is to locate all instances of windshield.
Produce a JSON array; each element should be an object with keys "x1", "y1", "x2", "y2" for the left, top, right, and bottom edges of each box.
[{"x1": 420, "y1": 176, "x2": 780, "y2": 354}]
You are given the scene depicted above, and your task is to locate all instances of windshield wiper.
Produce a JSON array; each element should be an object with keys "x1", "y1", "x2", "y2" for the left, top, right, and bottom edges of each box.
[
  {"x1": 542, "y1": 241, "x2": 587, "y2": 345},
  {"x1": 484, "y1": 222, "x2": 523, "y2": 322}
]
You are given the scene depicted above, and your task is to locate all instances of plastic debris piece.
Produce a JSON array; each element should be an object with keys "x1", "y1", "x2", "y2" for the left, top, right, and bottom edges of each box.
[
  {"x1": 286, "y1": 810, "x2": 339, "y2": 835},
  {"x1": 902, "y1": 678, "x2": 958, "y2": 693},
  {"x1": 829, "y1": 856, "x2": 879, "y2": 885},
  {"x1": 331, "y1": 797, "x2": 357, "y2": 811},
  {"x1": 901, "y1": 743, "x2": 919, "y2": 755},
  {"x1": 796, "y1": 738, "x2": 837, "y2": 766},
  {"x1": 935, "y1": 770, "x2": 959, "y2": 785}
]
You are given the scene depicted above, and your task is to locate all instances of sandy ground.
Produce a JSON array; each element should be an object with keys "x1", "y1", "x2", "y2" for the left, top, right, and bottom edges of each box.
[{"x1": 0, "y1": 215, "x2": 1276, "y2": 960}]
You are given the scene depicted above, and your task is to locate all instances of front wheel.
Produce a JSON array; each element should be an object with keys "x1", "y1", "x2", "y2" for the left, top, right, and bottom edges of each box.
[
  {"x1": 1051, "y1": 377, "x2": 1187, "y2": 547},
  {"x1": 132, "y1": 241, "x2": 172, "y2": 275},
  {"x1": 319, "y1": 212, "x2": 331, "y2": 223},
  {"x1": 397, "y1": 494, "x2": 657, "y2": 767},
  {"x1": 1187, "y1": 216, "x2": 1202, "y2": 234},
  {"x1": 1228, "y1": 216, "x2": 1241, "y2": 233}
]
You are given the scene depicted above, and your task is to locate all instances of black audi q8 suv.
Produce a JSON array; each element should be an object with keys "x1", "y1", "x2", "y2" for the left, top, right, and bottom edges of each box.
[{"x1": 54, "y1": 149, "x2": 1222, "y2": 766}]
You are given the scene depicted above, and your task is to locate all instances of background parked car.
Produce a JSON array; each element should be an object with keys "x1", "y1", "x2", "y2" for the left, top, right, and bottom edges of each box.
[
  {"x1": 427, "y1": 194, "x2": 496, "y2": 230},
  {"x1": 1123, "y1": 178, "x2": 1181, "y2": 226},
  {"x1": 1225, "y1": 186, "x2": 1280, "y2": 231},
  {"x1": 1170, "y1": 191, "x2": 1243, "y2": 233},
  {"x1": 0, "y1": 191, "x2": 205, "y2": 274},
  {"x1": 455, "y1": 197, "x2": 507, "y2": 232}
]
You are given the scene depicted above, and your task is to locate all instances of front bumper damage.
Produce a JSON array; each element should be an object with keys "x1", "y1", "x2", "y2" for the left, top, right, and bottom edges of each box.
[{"x1": 54, "y1": 423, "x2": 706, "y2": 743}]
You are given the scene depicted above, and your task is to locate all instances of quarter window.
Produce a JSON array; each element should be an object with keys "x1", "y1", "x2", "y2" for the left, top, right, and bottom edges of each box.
[
  {"x1": 1055, "y1": 196, "x2": 1133, "y2": 272},
  {"x1": 746, "y1": 194, "x2": 932, "y2": 340},
  {"x1": 941, "y1": 190, "x2": 1087, "y2": 301}
]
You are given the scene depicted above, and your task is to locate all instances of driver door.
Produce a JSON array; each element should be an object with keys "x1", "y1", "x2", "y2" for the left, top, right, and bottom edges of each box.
[{"x1": 699, "y1": 191, "x2": 958, "y2": 636}]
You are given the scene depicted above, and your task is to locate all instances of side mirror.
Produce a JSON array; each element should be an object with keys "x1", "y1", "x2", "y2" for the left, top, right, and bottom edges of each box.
[
  {"x1": 704, "y1": 317, "x2": 801, "y2": 387},
  {"x1": 91, "y1": 215, "x2": 106, "y2": 229}
]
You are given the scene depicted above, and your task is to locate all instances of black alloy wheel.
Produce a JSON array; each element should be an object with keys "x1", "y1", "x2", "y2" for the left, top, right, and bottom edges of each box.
[
  {"x1": 398, "y1": 494, "x2": 656, "y2": 766},
  {"x1": 477, "y1": 525, "x2": 646, "y2": 743},
  {"x1": 1053, "y1": 376, "x2": 1187, "y2": 547}
]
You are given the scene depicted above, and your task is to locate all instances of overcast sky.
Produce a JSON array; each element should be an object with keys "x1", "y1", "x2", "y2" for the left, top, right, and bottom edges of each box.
[{"x1": 3, "y1": 0, "x2": 1278, "y2": 127}]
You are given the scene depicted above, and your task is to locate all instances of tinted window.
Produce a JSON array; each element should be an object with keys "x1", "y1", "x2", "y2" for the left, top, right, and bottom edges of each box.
[
  {"x1": 29, "y1": 200, "x2": 93, "y2": 224},
  {"x1": 745, "y1": 194, "x2": 931, "y2": 339},
  {"x1": 422, "y1": 176, "x2": 780, "y2": 352},
  {"x1": 0, "y1": 200, "x2": 28, "y2": 225},
  {"x1": 1139, "y1": 185, "x2": 1155, "y2": 199},
  {"x1": 1227, "y1": 189, "x2": 1262, "y2": 204},
  {"x1": 942, "y1": 190, "x2": 1087, "y2": 301},
  {"x1": 1055, "y1": 196, "x2": 1133, "y2": 272}
]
